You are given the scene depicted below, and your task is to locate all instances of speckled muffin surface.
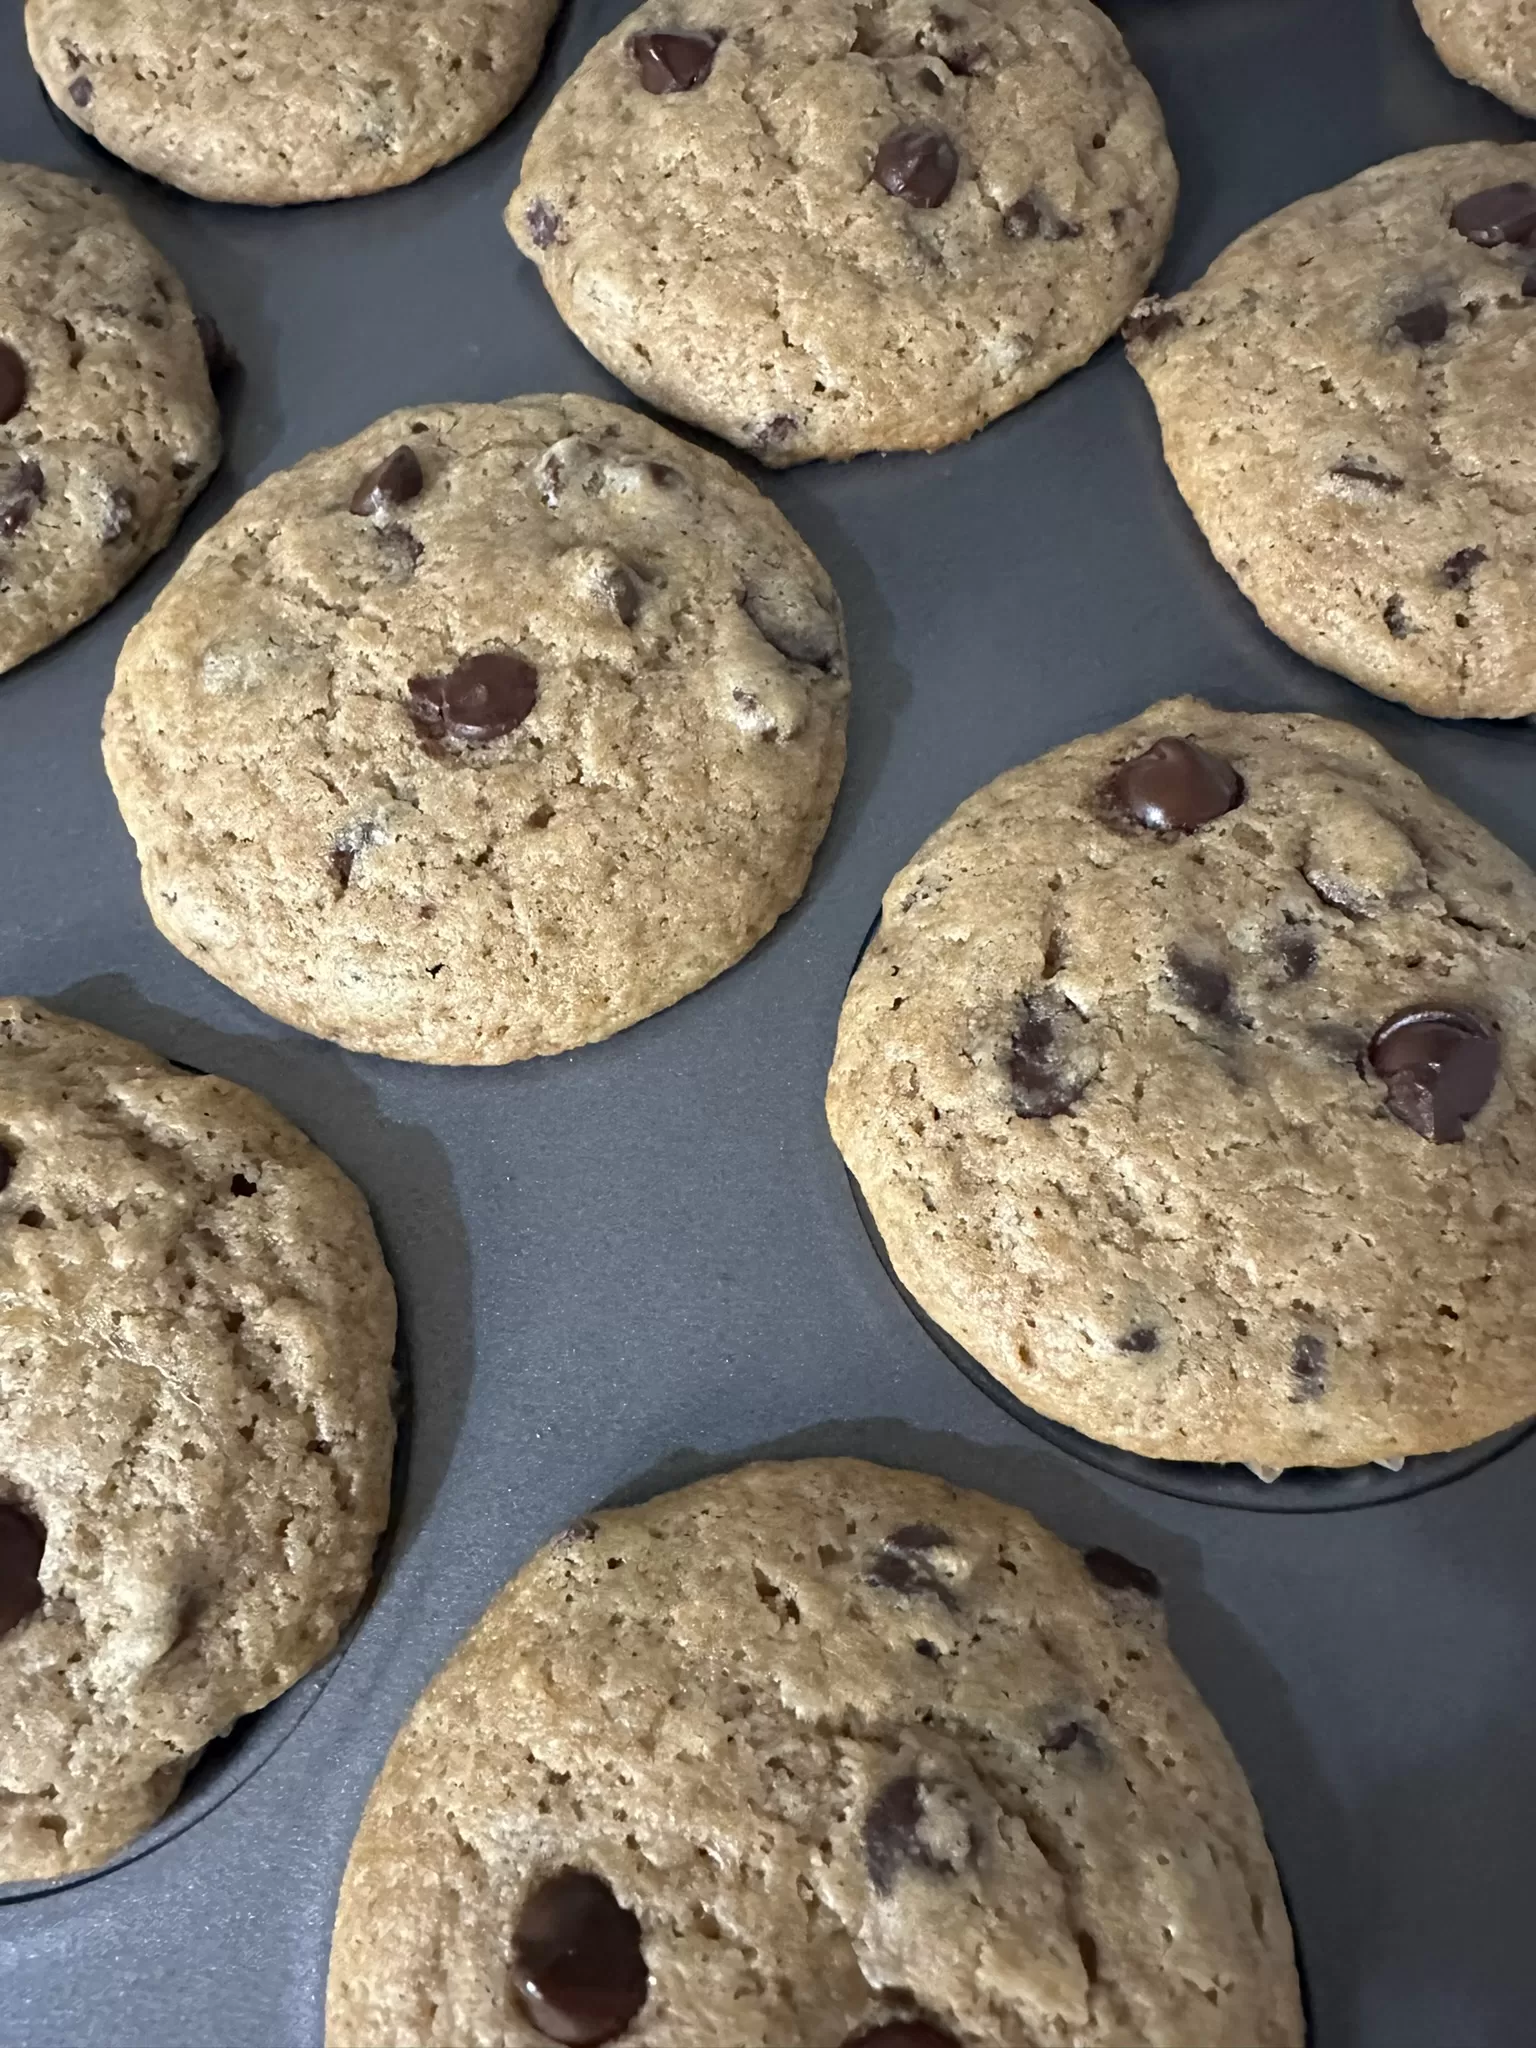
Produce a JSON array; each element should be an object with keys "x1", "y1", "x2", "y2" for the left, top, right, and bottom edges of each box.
[
  {"x1": 1414, "y1": 0, "x2": 1536, "y2": 117},
  {"x1": 326, "y1": 1458, "x2": 1301, "y2": 2048},
  {"x1": 0, "y1": 1000, "x2": 396, "y2": 1882},
  {"x1": 103, "y1": 396, "x2": 849, "y2": 1064},
  {"x1": 827, "y1": 699, "x2": 1536, "y2": 1470},
  {"x1": 507, "y1": 0, "x2": 1176, "y2": 465},
  {"x1": 1126, "y1": 143, "x2": 1536, "y2": 719},
  {"x1": 0, "y1": 164, "x2": 219, "y2": 678},
  {"x1": 25, "y1": 0, "x2": 562, "y2": 205}
]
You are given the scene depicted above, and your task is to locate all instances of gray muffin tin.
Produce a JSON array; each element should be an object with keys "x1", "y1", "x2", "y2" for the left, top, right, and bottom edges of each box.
[{"x1": 3, "y1": 1, "x2": 1535, "y2": 2041}]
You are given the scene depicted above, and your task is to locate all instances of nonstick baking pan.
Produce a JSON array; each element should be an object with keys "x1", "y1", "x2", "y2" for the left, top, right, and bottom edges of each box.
[{"x1": 2, "y1": 2, "x2": 1535, "y2": 2043}]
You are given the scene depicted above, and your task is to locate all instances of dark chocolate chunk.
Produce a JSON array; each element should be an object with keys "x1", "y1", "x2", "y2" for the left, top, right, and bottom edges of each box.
[
  {"x1": 230, "y1": 1173, "x2": 258, "y2": 1197},
  {"x1": 1450, "y1": 182, "x2": 1536, "y2": 247},
  {"x1": 866, "y1": 1525, "x2": 958, "y2": 1612},
  {"x1": 1290, "y1": 1334, "x2": 1327, "y2": 1402},
  {"x1": 863, "y1": 1776, "x2": 974, "y2": 1895},
  {"x1": 741, "y1": 585, "x2": 838, "y2": 669},
  {"x1": 1041, "y1": 1719, "x2": 1085, "y2": 1754},
  {"x1": 844, "y1": 2025, "x2": 959, "y2": 2048},
  {"x1": 1005, "y1": 191, "x2": 1081, "y2": 242},
  {"x1": 1441, "y1": 545, "x2": 1487, "y2": 588},
  {"x1": 1276, "y1": 927, "x2": 1318, "y2": 982},
  {"x1": 0, "y1": 1501, "x2": 46, "y2": 1640},
  {"x1": 351, "y1": 445, "x2": 424, "y2": 519},
  {"x1": 193, "y1": 313, "x2": 239, "y2": 383},
  {"x1": 1367, "y1": 1005, "x2": 1498, "y2": 1143},
  {"x1": 1166, "y1": 948, "x2": 1238, "y2": 1021},
  {"x1": 1124, "y1": 299, "x2": 1181, "y2": 344},
  {"x1": 526, "y1": 199, "x2": 563, "y2": 249},
  {"x1": 101, "y1": 486, "x2": 136, "y2": 543},
  {"x1": 0, "y1": 460, "x2": 46, "y2": 540},
  {"x1": 1525, "y1": 269, "x2": 1536, "y2": 299},
  {"x1": 1394, "y1": 299, "x2": 1448, "y2": 346},
  {"x1": 1383, "y1": 593, "x2": 1411, "y2": 639},
  {"x1": 1009, "y1": 991, "x2": 1092, "y2": 1118},
  {"x1": 913, "y1": 1638, "x2": 940, "y2": 1660},
  {"x1": 1115, "y1": 1325, "x2": 1159, "y2": 1355},
  {"x1": 513, "y1": 1870, "x2": 647, "y2": 2046},
  {"x1": 1330, "y1": 457, "x2": 1404, "y2": 492},
  {"x1": 1084, "y1": 1547, "x2": 1160, "y2": 1599},
  {"x1": 628, "y1": 28, "x2": 719, "y2": 93},
  {"x1": 1104, "y1": 735, "x2": 1243, "y2": 834},
  {"x1": 0, "y1": 343, "x2": 26, "y2": 424},
  {"x1": 874, "y1": 127, "x2": 959, "y2": 208},
  {"x1": 408, "y1": 651, "x2": 538, "y2": 746},
  {"x1": 69, "y1": 75, "x2": 93, "y2": 107},
  {"x1": 0, "y1": 1142, "x2": 12, "y2": 1192}
]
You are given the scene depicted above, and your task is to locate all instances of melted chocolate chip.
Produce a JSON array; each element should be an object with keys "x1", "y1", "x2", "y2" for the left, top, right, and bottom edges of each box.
[
  {"x1": 1383, "y1": 593, "x2": 1411, "y2": 639},
  {"x1": 1124, "y1": 299, "x2": 1181, "y2": 344},
  {"x1": 1116, "y1": 1325, "x2": 1159, "y2": 1354},
  {"x1": 351, "y1": 445, "x2": 424, "y2": 519},
  {"x1": 526, "y1": 199, "x2": 563, "y2": 249},
  {"x1": 1009, "y1": 991, "x2": 1091, "y2": 1118},
  {"x1": 1104, "y1": 736, "x2": 1243, "y2": 834},
  {"x1": 629, "y1": 28, "x2": 720, "y2": 93},
  {"x1": 0, "y1": 1142, "x2": 12, "y2": 1191},
  {"x1": 844, "y1": 2025, "x2": 959, "y2": 2048},
  {"x1": 741, "y1": 586, "x2": 837, "y2": 668},
  {"x1": 1041, "y1": 1719, "x2": 1085, "y2": 1754},
  {"x1": 866, "y1": 1526, "x2": 958, "y2": 1611},
  {"x1": 101, "y1": 486, "x2": 136, "y2": 543},
  {"x1": 69, "y1": 75, "x2": 93, "y2": 107},
  {"x1": 875, "y1": 127, "x2": 959, "y2": 208},
  {"x1": 193, "y1": 313, "x2": 239, "y2": 383},
  {"x1": 1451, "y1": 182, "x2": 1536, "y2": 247},
  {"x1": 863, "y1": 1777, "x2": 974, "y2": 1895},
  {"x1": 1441, "y1": 545, "x2": 1487, "y2": 588},
  {"x1": 1276, "y1": 927, "x2": 1318, "y2": 982},
  {"x1": 408, "y1": 651, "x2": 538, "y2": 745},
  {"x1": 1367, "y1": 1006, "x2": 1498, "y2": 1143},
  {"x1": 1290, "y1": 1334, "x2": 1327, "y2": 1402},
  {"x1": 0, "y1": 460, "x2": 46, "y2": 540},
  {"x1": 1330, "y1": 457, "x2": 1403, "y2": 492},
  {"x1": 1084, "y1": 1547, "x2": 1160, "y2": 1599},
  {"x1": 0, "y1": 344, "x2": 30, "y2": 425},
  {"x1": 0, "y1": 1501, "x2": 46, "y2": 1639},
  {"x1": 1394, "y1": 299, "x2": 1448, "y2": 346},
  {"x1": 513, "y1": 1871, "x2": 647, "y2": 2046},
  {"x1": 1166, "y1": 948, "x2": 1238, "y2": 1021},
  {"x1": 753, "y1": 412, "x2": 799, "y2": 451},
  {"x1": 1004, "y1": 191, "x2": 1081, "y2": 242}
]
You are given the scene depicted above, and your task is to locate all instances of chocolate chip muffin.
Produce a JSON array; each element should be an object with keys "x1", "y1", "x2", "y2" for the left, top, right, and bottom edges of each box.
[
  {"x1": 25, "y1": 0, "x2": 562, "y2": 206},
  {"x1": 0, "y1": 163, "x2": 219, "y2": 678},
  {"x1": 507, "y1": 0, "x2": 1177, "y2": 465},
  {"x1": 1126, "y1": 143, "x2": 1536, "y2": 719},
  {"x1": 102, "y1": 395, "x2": 849, "y2": 1065},
  {"x1": 1414, "y1": 1, "x2": 1536, "y2": 118},
  {"x1": 826, "y1": 698, "x2": 1536, "y2": 1470},
  {"x1": 326, "y1": 1459, "x2": 1302, "y2": 2048},
  {"x1": 0, "y1": 1000, "x2": 396, "y2": 1881}
]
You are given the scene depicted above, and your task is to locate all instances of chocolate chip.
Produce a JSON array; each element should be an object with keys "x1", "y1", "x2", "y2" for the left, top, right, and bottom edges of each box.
[
  {"x1": 408, "y1": 651, "x2": 538, "y2": 745},
  {"x1": 1383, "y1": 593, "x2": 1411, "y2": 638},
  {"x1": 1104, "y1": 735, "x2": 1243, "y2": 835},
  {"x1": 0, "y1": 460, "x2": 46, "y2": 540},
  {"x1": 866, "y1": 1526, "x2": 958, "y2": 1611},
  {"x1": 1166, "y1": 948, "x2": 1238, "y2": 1021},
  {"x1": 1276, "y1": 927, "x2": 1318, "y2": 982},
  {"x1": 1367, "y1": 1005, "x2": 1498, "y2": 1143},
  {"x1": 526, "y1": 199, "x2": 563, "y2": 249},
  {"x1": 741, "y1": 585, "x2": 838, "y2": 669},
  {"x1": 752, "y1": 412, "x2": 799, "y2": 451},
  {"x1": 1116, "y1": 1325, "x2": 1159, "y2": 1354},
  {"x1": 628, "y1": 28, "x2": 720, "y2": 93},
  {"x1": 874, "y1": 127, "x2": 959, "y2": 208},
  {"x1": 0, "y1": 344, "x2": 29, "y2": 425},
  {"x1": 1084, "y1": 1547, "x2": 1160, "y2": 1599},
  {"x1": 1330, "y1": 457, "x2": 1404, "y2": 492},
  {"x1": 1441, "y1": 545, "x2": 1487, "y2": 588},
  {"x1": 863, "y1": 1777, "x2": 974, "y2": 1895},
  {"x1": 917, "y1": 66, "x2": 944, "y2": 95},
  {"x1": 913, "y1": 1638, "x2": 940, "y2": 1659},
  {"x1": 1394, "y1": 299, "x2": 1448, "y2": 346},
  {"x1": 0, "y1": 1501, "x2": 46, "y2": 1640},
  {"x1": 102, "y1": 486, "x2": 135, "y2": 543},
  {"x1": 192, "y1": 312, "x2": 239, "y2": 383},
  {"x1": 1004, "y1": 192, "x2": 1081, "y2": 242},
  {"x1": 844, "y1": 2025, "x2": 959, "y2": 2048},
  {"x1": 888, "y1": 1523, "x2": 949, "y2": 1551},
  {"x1": 0, "y1": 1143, "x2": 12, "y2": 1191},
  {"x1": 1123, "y1": 299, "x2": 1181, "y2": 343},
  {"x1": 1041, "y1": 1720, "x2": 1085, "y2": 1754},
  {"x1": 68, "y1": 75, "x2": 93, "y2": 107},
  {"x1": 230, "y1": 1173, "x2": 258, "y2": 1197},
  {"x1": 1290, "y1": 1334, "x2": 1327, "y2": 1402},
  {"x1": 1009, "y1": 991, "x2": 1093, "y2": 1118},
  {"x1": 1451, "y1": 182, "x2": 1536, "y2": 247},
  {"x1": 512, "y1": 1870, "x2": 647, "y2": 2046},
  {"x1": 1525, "y1": 269, "x2": 1536, "y2": 299},
  {"x1": 603, "y1": 564, "x2": 642, "y2": 626},
  {"x1": 351, "y1": 445, "x2": 424, "y2": 519}
]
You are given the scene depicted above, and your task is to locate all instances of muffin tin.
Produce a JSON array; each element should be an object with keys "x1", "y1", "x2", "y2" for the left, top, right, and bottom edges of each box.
[{"x1": 3, "y1": 1, "x2": 1535, "y2": 2043}]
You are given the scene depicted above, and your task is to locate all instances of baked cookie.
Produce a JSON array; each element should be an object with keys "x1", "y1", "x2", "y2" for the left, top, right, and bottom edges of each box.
[
  {"x1": 0, "y1": 164, "x2": 219, "y2": 678},
  {"x1": 327, "y1": 1458, "x2": 1302, "y2": 2048},
  {"x1": 25, "y1": 0, "x2": 561, "y2": 205},
  {"x1": 507, "y1": 0, "x2": 1176, "y2": 465},
  {"x1": 0, "y1": 1000, "x2": 395, "y2": 1881},
  {"x1": 827, "y1": 698, "x2": 1536, "y2": 1470},
  {"x1": 1125, "y1": 143, "x2": 1536, "y2": 719},
  {"x1": 1414, "y1": 0, "x2": 1536, "y2": 118},
  {"x1": 103, "y1": 396, "x2": 849, "y2": 1064}
]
